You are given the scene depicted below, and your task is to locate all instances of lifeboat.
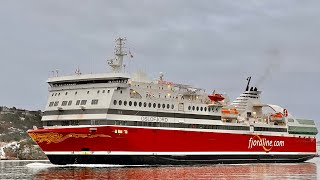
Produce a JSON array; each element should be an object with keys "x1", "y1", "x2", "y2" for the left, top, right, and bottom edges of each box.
[
  {"x1": 208, "y1": 93, "x2": 225, "y2": 101},
  {"x1": 270, "y1": 112, "x2": 284, "y2": 121},
  {"x1": 221, "y1": 108, "x2": 239, "y2": 119}
]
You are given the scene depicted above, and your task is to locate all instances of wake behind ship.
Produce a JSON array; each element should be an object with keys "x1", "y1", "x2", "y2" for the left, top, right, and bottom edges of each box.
[{"x1": 27, "y1": 38, "x2": 318, "y2": 165}]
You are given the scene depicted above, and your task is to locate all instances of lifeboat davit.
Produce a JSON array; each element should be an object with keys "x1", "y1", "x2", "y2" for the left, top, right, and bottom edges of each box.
[{"x1": 208, "y1": 93, "x2": 225, "y2": 101}]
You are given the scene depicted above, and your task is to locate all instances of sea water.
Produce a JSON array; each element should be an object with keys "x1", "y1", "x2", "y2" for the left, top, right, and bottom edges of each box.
[{"x1": 0, "y1": 158, "x2": 319, "y2": 179}]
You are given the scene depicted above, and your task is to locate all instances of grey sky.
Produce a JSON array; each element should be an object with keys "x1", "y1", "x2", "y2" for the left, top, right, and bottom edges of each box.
[{"x1": 0, "y1": 0, "x2": 319, "y2": 125}]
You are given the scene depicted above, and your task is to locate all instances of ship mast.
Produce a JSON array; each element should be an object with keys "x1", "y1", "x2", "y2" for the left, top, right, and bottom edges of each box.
[{"x1": 107, "y1": 37, "x2": 127, "y2": 73}]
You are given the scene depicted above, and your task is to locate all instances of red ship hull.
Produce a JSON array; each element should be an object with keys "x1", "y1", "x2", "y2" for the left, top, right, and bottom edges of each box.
[{"x1": 27, "y1": 126, "x2": 317, "y2": 165}]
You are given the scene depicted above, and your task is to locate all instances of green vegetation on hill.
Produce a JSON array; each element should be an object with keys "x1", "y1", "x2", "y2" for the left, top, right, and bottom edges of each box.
[
  {"x1": 0, "y1": 106, "x2": 46, "y2": 160},
  {"x1": 0, "y1": 111, "x2": 42, "y2": 142}
]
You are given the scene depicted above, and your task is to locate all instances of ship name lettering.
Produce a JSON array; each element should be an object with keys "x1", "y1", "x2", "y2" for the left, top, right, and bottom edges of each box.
[{"x1": 141, "y1": 116, "x2": 168, "y2": 122}]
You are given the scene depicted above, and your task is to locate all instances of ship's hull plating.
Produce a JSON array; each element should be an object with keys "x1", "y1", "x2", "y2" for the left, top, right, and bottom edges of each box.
[
  {"x1": 27, "y1": 125, "x2": 317, "y2": 165},
  {"x1": 47, "y1": 154, "x2": 314, "y2": 165}
]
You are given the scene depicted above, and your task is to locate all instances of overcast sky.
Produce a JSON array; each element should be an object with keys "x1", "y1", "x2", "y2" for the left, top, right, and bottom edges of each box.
[{"x1": 0, "y1": 1, "x2": 319, "y2": 125}]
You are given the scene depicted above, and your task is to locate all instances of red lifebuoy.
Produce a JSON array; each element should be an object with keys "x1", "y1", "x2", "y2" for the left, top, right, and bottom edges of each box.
[{"x1": 283, "y1": 109, "x2": 288, "y2": 117}]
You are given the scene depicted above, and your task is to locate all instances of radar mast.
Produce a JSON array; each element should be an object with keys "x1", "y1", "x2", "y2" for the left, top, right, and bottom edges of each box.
[{"x1": 107, "y1": 37, "x2": 128, "y2": 73}]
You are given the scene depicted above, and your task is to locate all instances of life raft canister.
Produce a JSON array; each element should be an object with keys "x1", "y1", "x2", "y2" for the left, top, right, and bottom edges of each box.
[{"x1": 283, "y1": 109, "x2": 288, "y2": 117}]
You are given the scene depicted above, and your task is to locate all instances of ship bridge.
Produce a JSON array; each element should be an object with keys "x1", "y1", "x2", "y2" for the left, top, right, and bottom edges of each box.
[{"x1": 47, "y1": 73, "x2": 130, "y2": 91}]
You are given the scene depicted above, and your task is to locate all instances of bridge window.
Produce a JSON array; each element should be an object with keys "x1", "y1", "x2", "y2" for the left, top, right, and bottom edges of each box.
[
  {"x1": 49, "y1": 102, "x2": 54, "y2": 107},
  {"x1": 80, "y1": 100, "x2": 87, "y2": 105},
  {"x1": 92, "y1": 99, "x2": 99, "y2": 105},
  {"x1": 61, "y1": 101, "x2": 68, "y2": 106}
]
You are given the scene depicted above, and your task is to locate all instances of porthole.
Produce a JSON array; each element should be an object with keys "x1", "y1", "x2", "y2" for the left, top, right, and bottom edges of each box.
[
  {"x1": 124, "y1": 101, "x2": 127, "y2": 106},
  {"x1": 102, "y1": 90, "x2": 105, "y2": 93},
  {"x1": 75, "y1": 92, "x2": 77, "y2": 95},
  {"x1": 171, "y1": 104, "x2": 174, "y2": 109},
  {"x1": 192, "y1": 106, "x2": 195, "y2": 111},
  {"x1": 200, "y1": 107, "x2": 203, "y2": 111},
  {"x1": 208, "y1": 107, "x2": 211, "y2": 112},
  {"x1": 107, "y1": 90, "x2": 110, "y2": 93},
  {"x1": 119, "y1": 100, "x2": 122, "y2": 105},
  {"x1": 139, "y1": 102, "x2": 142, "y2": 107},
  {"x1": 188, "y1": 106, "x2": 191, "y2": 110},
  {"x1": 97, "y1": 90, "x2": 100, "y2": 94},
  {"x1": 149, "y1": 103, "x2": 152, "y2": 108},
  {"x1": 204, "y1": 107, "x2": 207, "y2": 112},
  {"x1": 167, "y1": 104, "x2": 170, "y2": 109},
  {"x1": 58, "y1": 93, "x2": 60, "y2": 96},
  {"x1": 134, "y1": 101, "x2": 137, "y2": 106},
  {"x1": 65, "y1": 92, "x2": 68, "y2": 95},
  {"x1": 196, "y1": 107, "x2": 199, "y2": 111},
  {"x1": 144, "y1": 102, "x2": 147, "y2": 107},
  {"x1": 129, "y1": 101, "x2": 132, "y2": 106},
  {"x1": 158, "y1": 103, "x2": 161, "y2": 108},
  {"x1": 113, "y1": 100, "x2": 117, "y2": 105},
  {"x1": 120, "y1": 90, "x2": 123, "y2": 94},
  {"x1": 87, "y1": 91, "x2": 89, "y2": 94},
  {"x1": 153, "y1": 103, "x2": 156, "y2": 108},
  {"x1": 52, "y1": 93, "x2": 54, "y2": 96},
  {"x1": 162, "y1": 104, "x2": 165, "y2": 109}
]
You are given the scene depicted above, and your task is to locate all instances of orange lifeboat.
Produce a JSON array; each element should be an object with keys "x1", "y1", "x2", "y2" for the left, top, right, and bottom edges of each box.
[
  {"x1": 208, "y1": 92, "x2": 225, "y2": 102},
  {"x1": 270, "y1": 112, "x2": 284, "y2": 121},
  {"x1": 221, "y1": 108, "x2": 239, "y2": 119},
  {"x1": 221, "y1": 108, "x2": 239, "y2": 115}
]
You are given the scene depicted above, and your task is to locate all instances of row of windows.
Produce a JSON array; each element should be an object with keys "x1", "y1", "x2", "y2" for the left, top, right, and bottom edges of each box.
[
  {"x1": 240, "y1": 95, "x2": 259, "y2": 99},
  {"x1": 49, "y1": 99, "x2": 99, "y2": 107},
  {"x1": 51, "y1": 89, "x2": 111, "y2": 97},
  {"x1": 254, "y1": 127, "x2": 287, "y2": 132},
  {"x1": 44, "y1": 120, "x2": 250, "y2": 131},
  {"x1": 187, "y1": 106, "x2": 219, "y2": 112},
  {"x1": 113, "y1": 100, "x2": 175, "y2": 109}
]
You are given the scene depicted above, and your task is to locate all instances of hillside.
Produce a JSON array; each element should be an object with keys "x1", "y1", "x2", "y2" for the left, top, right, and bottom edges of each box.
[{"x1": 0, "y1": 106, "x2": 47, "y2": 160}]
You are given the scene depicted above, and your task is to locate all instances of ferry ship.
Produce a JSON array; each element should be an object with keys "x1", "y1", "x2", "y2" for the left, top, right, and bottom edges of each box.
[{"x1": 27, "y1": 38, "x2": 318, "y2": 165}]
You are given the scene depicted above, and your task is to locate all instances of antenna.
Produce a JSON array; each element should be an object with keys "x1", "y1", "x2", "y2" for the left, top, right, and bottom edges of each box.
[
  {"x1": 246, "y1": 76, "x2": 251, "y2": 91},
  {"x1": 75, "y1": 66, "x2": 82, "y2": 75},
  {"x1": 107, "y1": 37, "x2": 128, "y2": 73}
]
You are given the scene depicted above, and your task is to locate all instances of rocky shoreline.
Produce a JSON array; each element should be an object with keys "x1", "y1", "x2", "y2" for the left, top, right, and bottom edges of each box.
[{"x1": 0, "y1": 106, "x2": 47, "y2": 160}]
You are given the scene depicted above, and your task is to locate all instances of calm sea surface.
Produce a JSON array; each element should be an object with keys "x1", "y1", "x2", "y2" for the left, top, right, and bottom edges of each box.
[{"x1": 0, "y1": 158, "x2": 319, "y2": 180}]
